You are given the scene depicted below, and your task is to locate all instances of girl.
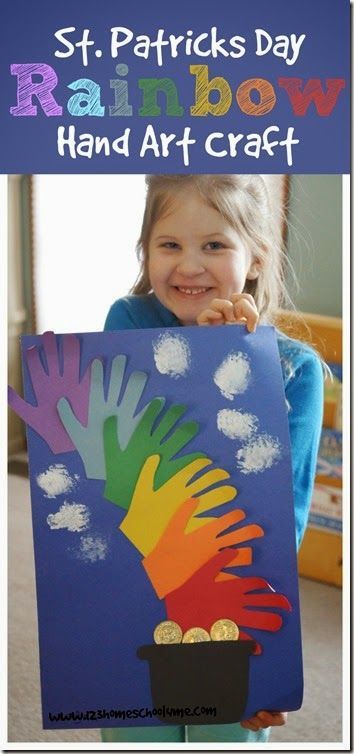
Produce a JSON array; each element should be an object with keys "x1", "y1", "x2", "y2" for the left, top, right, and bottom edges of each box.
[{"x1": 101, "y1": 174, "x2": 323, "y2": 745}]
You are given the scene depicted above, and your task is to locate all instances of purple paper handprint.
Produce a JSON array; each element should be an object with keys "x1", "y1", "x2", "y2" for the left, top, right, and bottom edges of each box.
[{"x1": 8, "y1": 331, "x2": 90, "y2": 453}]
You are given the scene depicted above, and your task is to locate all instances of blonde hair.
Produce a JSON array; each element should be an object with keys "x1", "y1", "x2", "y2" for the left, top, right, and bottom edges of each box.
[{"x1": 132, "y1": 174, "x2": 291, "y2": 323}]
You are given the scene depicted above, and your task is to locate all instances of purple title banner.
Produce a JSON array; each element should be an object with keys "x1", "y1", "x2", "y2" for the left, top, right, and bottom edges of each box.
[{"x1": 0, "y1": 0, "x2": 350, "y2": 173}]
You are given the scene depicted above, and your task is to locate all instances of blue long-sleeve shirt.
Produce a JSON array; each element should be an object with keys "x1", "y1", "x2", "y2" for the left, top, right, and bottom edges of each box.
[{"x1": 105, "y1": 293, "x2": 324, "y2": 549}]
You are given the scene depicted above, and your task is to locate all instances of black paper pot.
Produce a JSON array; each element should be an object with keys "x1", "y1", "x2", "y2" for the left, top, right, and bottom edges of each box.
[{"x1": 137, "y1": 640, "x2": 255, "y2": 725}]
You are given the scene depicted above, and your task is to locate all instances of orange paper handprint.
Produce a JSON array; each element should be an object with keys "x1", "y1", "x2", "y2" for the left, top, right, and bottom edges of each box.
[{"x1": 142, "y1": 498, "x2": 264, "y2": 598}]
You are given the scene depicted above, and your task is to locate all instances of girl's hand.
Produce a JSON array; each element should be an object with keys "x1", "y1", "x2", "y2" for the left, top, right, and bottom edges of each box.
[
  {"x1": 196, "y1": 294, "x2": 259, "y2": 332},
  {"x1": 240, "y1": 710, "x2": 288, "y2": 731}
]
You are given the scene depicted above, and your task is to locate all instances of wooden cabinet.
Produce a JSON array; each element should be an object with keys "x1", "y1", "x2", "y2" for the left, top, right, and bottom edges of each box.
[{"x1": 275, "y1": 311, "x2": 342, "y2": 587}]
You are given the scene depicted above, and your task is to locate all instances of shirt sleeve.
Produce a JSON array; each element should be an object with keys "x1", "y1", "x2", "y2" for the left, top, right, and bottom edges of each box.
[
  {"x1": 285, "y1": 350, "x2": 324, "y2": 549},
  {"x1": 104, "y1": 298, "x2": 139, "y2": 331},
  {"x1": 104, "y1": 295, "x2": 180, "y2": 331}
]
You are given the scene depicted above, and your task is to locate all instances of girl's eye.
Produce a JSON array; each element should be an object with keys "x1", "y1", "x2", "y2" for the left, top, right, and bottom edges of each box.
[
  {"x1": 161, "y1": 241, "x2": 179, "y2": 249},
  {"x1": 205, "y1": 241, "x2": 225, "y2": 251}
]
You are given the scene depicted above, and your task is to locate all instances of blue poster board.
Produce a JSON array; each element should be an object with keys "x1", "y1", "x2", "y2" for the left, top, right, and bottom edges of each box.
[{"x1": 17, "y1": 325, "x2": 302, "y2": 729}]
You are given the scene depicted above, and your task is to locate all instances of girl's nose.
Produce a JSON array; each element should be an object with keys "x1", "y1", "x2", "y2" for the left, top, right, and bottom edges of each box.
[{"x1": 176, "y1": 250, "x2": 205, "y2": 276}]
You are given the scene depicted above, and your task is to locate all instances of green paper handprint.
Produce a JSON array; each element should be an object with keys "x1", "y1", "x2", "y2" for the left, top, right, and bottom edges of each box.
[
  {"x1": 103, "y1": 401, "x2": 206, "y2": 509},
  {"x1": 57, "y1": 355, "x2": 150, "y2": 480}
]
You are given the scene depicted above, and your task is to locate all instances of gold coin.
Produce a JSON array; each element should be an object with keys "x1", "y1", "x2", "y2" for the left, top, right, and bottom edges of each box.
[
  {"x1": 210, "y1": 619, "x2": 240, "y2": 641},
  {"x1": 153, "y1": 620, "x2": 183, "y2": 644},
  {"x1": 182, "y1": 627, "x2": 211, "y2": 643}
]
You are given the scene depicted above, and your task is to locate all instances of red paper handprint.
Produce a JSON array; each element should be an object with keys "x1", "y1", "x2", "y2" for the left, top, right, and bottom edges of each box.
[{"x1": 165, "y1": 549, "x2": 292, "y2": 653}]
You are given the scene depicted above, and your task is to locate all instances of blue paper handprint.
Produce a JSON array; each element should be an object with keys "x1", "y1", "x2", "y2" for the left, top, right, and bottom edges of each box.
[{"x1": 57, "y1": 355, "x2": 150, "y2": 479}]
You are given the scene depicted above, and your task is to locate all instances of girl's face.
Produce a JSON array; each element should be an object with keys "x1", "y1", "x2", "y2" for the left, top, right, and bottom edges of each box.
[{"x1": 148, "y1": 190, "x2": 259, "y2": 325}]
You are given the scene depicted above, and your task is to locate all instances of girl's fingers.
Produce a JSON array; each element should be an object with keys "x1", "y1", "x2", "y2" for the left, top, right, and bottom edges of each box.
[
  {"x1": 197, "y1": 309, "x2": 224, "y2": 326},
  {"x1": 208, "y1": 299, "x2": 238, "y2": 323},
  {"x1": 232, "y1": 296, "x2": 258, "y2": 315},
  {"x1": 197, "y1": 299, "x2": 237, "y2": 326},
  {"x1": 257, "y1": 710, "x2": 288, "y2": 727},
  {"x1": 242, "y1": 711, "x2": 287, "y2": 730},
  {"x1": 230, "y1": 292, "x2": 257, "y2": 306},
  {"x1": 231, "y1": 293, "x2": 259, "y2": 330},
  {"x1": 240, "y1": 717, "x2": 262, "y2": 731},
  {"x1": 233, "y1": 298, "x2": 259, "y2": 332},
  {"x1": 197, "y1": 295, "x2": 259, "y2": 330}
]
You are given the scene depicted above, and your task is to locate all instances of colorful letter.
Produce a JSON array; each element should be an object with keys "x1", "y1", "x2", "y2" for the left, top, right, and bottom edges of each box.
[
  {"x1": 67, "y1": 79, "x2": 105, "y2": 116},
  {"x1": 138, "y1": 78, "x2": 184, "y2": 116},
  {"x1": 236, "y1": 78, "x2": 276, "y2": 116},
  {"x1": 278, "y1": 78, "x2": 346, "y2": 116},
  {"x1": 190, "y1": 65, "x2": 232, "y2": 116},
  {"x1": 10, "y1": 63, "x2": 62, "y2": 116},
  {"x1": 110, "y1": 64, "x2": 132, "y2": 116}
]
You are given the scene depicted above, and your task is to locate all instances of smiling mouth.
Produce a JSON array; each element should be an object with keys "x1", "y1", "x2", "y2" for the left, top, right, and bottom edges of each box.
[{"x1": 173, "y1": 286, "x2": 212, "y2": 296}]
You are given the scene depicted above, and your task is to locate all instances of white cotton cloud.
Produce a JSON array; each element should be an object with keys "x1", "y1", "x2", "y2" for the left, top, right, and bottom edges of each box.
[
  {"x1": 36, "y1": 464, "x2": 78, "y2": 498},
  {"x1": 47, "y1": 502, "x2": 90, "y2": 532},
  {"x1": 153, "y1": 333, "x2": 191, "y2": 378},
  {"x1": 217, "y1": 409, "x2": 258, "y2": 440},
  {"x1": 74, "y1": 535, "x2": 108, "y2": 563},
  {"x1": 213, "y1": 352, "x2": 251, "y2": 400},
  {"x1": 236, "y1": 434, "x2": 282, "y2": 474}
]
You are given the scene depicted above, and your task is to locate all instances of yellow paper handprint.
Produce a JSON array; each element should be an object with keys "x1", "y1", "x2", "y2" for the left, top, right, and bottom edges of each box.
[{"x1": 119, "y1": 454, "x2": 237, "y2": 555}]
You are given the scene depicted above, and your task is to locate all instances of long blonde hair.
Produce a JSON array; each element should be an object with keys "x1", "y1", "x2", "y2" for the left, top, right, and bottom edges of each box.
[{"x1": 132, "y1": 174, "x2": 291, "y2": 323}]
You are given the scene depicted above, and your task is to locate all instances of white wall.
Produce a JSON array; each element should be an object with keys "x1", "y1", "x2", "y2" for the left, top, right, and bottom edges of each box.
[
  {"x1": 33, "y1": 175, "x2": 145, "y2": 333},
  {"x1": 286, "y1": 175, "x2": 342, "y2": 317}
]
